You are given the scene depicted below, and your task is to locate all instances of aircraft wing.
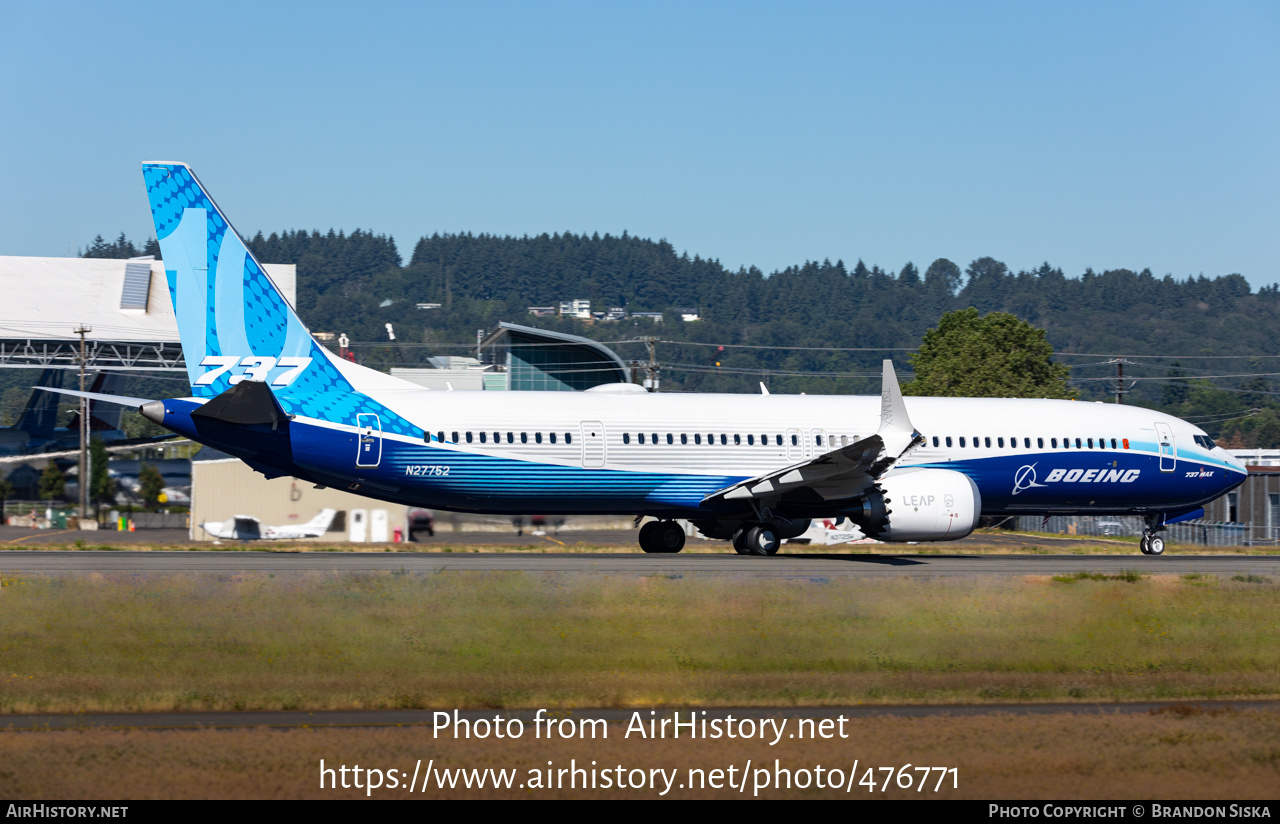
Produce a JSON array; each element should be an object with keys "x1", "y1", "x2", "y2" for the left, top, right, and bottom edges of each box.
[{"x1": 703, "y1": 360, "x2": 924, "y2": 507}]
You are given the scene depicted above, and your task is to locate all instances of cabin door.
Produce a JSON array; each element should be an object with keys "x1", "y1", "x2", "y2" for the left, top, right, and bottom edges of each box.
[{"x1": 356, "y1": 413, "x2": 382, "y2": 467}]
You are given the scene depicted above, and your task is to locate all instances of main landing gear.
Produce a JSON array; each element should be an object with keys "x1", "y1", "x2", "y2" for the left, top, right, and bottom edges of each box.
[
  {"x1": 638, "y1": 520, "x2": 686, "y2": 554},
  {"x1": 732, "y1": 525, "x2": 780, "y2": 556},
  {"x1": 1140, "y1": 515, "x2": 1166, "y2": 556}
]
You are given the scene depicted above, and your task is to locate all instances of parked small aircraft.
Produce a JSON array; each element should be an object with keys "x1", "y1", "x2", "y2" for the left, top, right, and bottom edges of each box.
[
  {"x1": 200, "y1": 508, "x2": 336, "y2": 540},
  {"x1": 787, "y1": 517, "x2": 875, "y2": 546}
]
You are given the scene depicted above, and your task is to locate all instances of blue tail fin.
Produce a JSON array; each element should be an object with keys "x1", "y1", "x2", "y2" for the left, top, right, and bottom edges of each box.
[{"x1": 142, "y1": 162, "x2": 418, "y2": 435}]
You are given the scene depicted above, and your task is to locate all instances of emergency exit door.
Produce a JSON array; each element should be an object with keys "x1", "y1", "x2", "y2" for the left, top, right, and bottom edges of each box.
[{"x1": 580, "y1": 421, "x2": 606, "y2": 468}]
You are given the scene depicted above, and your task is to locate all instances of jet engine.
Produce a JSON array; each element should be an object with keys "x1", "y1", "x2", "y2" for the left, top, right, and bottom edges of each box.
[{"x1": 847, "y1": 467, "x2": 981, "y2": 542}]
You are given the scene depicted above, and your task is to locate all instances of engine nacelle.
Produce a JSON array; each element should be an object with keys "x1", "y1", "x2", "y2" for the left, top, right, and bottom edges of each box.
[{"x1": 849, "y1": 468, "x2": 981, "y2": 542}]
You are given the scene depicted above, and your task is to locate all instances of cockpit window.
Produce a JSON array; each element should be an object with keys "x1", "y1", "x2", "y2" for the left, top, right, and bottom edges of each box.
[{"x1": 1193, "y1": 434, "x2": 1217, "y2": 449}]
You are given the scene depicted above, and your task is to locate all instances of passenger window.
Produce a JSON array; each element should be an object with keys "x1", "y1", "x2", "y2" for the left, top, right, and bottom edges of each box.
[
  {"x1": 997, "y1": 437, "x2": 1004, "y2": 448},
  {"x1": 791, "y1": 434, "x2": 798, "y2": 446},
  {"x1": 747, "y1": 434, "x2": 754, "y2": 445},
  {"x1": 959, "y1": 437, "x2": 966, "y2": 447},
  {"x1": 945, "y1": 436, "x2": 952, "y2": 447},
  {"x1": 623, "y1": 433, "x2": 630, "y2": 445},
  {"x1": 667, "y1": 434, "x2": 674, "y2": 445},
  {"x1": 437, "y1": 431, "x2": 445, "y2": 443},
  {"x1": 1037, "y1": 438, "x2": 1043, "y2": 448},
  {"x1": 681, "y1": 434, "x2": 688, "y2": 445},
  {"x1": 479, "y1": 432, "x2": 486, "y2": 444},
  {"x1": 1075, "y1": 438, "x2": 1082, "y2": 448},
  {"x1": 1087, "y1": 438, "x2": 1093, "y2": 448},
  {"x1": 776, "y1": 435, "x2": 783, "y2": 446},
  {"x1": 520, "y1": 432, "x2": 528, "y2": 443},
  {"x1": 565, "y1": 433, "x2": 572, "y2": 444},
  {"x1": 1051, "y1": 438, "x2": 1057, "y2": 448},
  {"x1": 694, "y1": 434, "x2": 701, "y2": 445},
  {"x1": 506, "y1": 432, "x2": 514, "y2": 443},
  {"x1": 638, "y1": 433, "x2": 645, "y2": 445},
  {"x1": 984, "y1": 437, "x2": 991, "y2": 448},
  {"x1": 841, "y1": 435, "x2": 849, "y2": 446},
  {"x1": 452, "y1": 431, "x2": 459, "y2": 443},
  {"x1": 550, "y1": 432, "x2": 557, "y2": 444},
  {"x1": 932, "y1": 436, "x2": 939, "y2": 447},
  {"x1": 1111, "y1": 438, "x2": 1117, "y2": 449},
  {"x1": 651, "y1": 433, "x2": 657, "y2": 444},
  {"x1": 721, "y1": 434, "x2": 728, "y2": 445},
  {"x1": 535, "y1": 433, "x2": 542, "y2": 444},
  {"x1": 733, "y1": 434, "x2": 741, "y2": 445},
  {"x1": 466, "y1": 432, "x2": 473, "y2": 443}
]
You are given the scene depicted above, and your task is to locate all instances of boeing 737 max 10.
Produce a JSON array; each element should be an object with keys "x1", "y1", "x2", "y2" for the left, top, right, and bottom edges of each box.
[{"x1": 43, "y1": 163, "x2": 1247, "y2": 556}]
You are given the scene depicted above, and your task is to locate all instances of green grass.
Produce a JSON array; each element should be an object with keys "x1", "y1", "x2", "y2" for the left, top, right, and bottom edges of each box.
[{"x1": 0, "y1": 571, "x2": 1277, "y2": 712}]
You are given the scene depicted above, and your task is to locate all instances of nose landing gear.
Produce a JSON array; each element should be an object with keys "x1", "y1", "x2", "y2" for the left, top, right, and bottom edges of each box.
[{"x1": 1140, "y1": 515, "x2": 1167, "y2": 556}]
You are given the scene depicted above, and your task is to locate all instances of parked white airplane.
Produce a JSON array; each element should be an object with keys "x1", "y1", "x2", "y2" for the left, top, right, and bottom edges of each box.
[
  {"x1": 43, "y1": 163, "x2": 1250, "y2": 558},
  {"x1": 788, "y1": 517, "x2": 875, "y2": 546},
  {"x1": 200, "y1": 508, "x2": 336, "y2": 541}
]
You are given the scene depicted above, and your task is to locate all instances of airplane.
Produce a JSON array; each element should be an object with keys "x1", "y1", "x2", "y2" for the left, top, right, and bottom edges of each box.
[
  {"x1": 42, "y1": 162, "x2": 1248, "y2": 557},
  {"x1": 0, "y1": 370, "x2": 155, "y2": 457},
  {"x1": 200, "y1": 508, "x2": 337, "y2": 541},
  {"x1": 786, "y1": 517, "x2": 875, "y2": 547}
]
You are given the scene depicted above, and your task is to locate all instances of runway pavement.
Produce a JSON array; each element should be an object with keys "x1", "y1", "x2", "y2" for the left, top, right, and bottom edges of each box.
[{"x1": 1, "y1": 549, "x2": 1277, "y2": 577}]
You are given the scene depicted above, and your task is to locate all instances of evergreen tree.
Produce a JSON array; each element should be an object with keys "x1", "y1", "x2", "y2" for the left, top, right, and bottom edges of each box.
[
  {"x1": 89, "y1": 437, "x2": 114, "y2": 505},
  {"x1": 138, "y1": 463, "x2": 164, "y2": 511},
  {"x1": 38, "y1": 463, "x2": 66, "y2": 501},
  {"x1": 1161, "y1": 362, "x2": 1190, "y2": 407}
]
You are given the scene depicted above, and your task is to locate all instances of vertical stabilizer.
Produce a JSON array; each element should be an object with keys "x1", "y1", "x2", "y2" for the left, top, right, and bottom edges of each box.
[{"x1": 141, "y1": 162, "x2": 420, "y2": 436}]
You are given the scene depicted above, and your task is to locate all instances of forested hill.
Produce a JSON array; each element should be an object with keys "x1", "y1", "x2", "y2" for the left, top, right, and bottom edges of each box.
[{"x1": 82, "y1": 229, "x2": 1280, "y2": 445}]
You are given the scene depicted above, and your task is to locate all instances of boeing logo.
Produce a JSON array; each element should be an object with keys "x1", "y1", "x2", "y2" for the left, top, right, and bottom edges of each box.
[
  {"x1": 1012, "y1": 464, "x2": 1048, "y2": 495},
  {"x1": 1013, "y1": 464, "x2": 1140, "y2": 495}
]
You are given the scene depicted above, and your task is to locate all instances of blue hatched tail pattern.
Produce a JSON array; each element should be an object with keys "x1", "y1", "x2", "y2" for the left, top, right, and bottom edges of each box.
[{"x1": 141, "y1": 162, "x2": 418, "y2": 436}]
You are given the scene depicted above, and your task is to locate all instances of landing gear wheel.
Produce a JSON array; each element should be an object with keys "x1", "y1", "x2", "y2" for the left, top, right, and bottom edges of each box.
[
  {"x1": 1147, "y1": 535, "x2": 1165, "y2": 556},
  {"x1": 655, "y1": 521, "x2": 686, "y2": 553},
  {"x1": 638, "y1": 521, "x2": 661, "y2": 553},
  {"x1": 639, "y1": 521, "x2": 685, "y2": 553},
  {"x1": 731, "y1": 530, "x2": 750, "y2": 555},
  {"x1": 1139, "y1": 535, "x2": 1151, "y2": 555},
  {"x1": 745, "y1": 526, "x2": 780, "y2": 556}
]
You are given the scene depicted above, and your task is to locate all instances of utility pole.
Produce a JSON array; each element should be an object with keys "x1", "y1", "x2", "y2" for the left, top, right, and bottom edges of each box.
[
  {"x1": 636, "y1": 336, "x2": 660, "y2": 391},
  {"x1": 74, "y1": 325, "x2": 92, "y2": 523},
  {"x1": 1106, "y1": 357, "x2": 1133, "y2": 404}
]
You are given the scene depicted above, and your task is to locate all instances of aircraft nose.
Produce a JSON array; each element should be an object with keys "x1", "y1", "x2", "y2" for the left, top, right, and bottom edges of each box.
[{"x1": 1216, "y1": 447, "x2": 1247, "y2": 474}]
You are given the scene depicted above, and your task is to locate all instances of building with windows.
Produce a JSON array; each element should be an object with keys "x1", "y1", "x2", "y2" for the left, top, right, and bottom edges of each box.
[
  {"x1": 1202, "y1": 464, "x2": 1280, "y2": 542},
  {"x1": 478, "y1": 322, "x2": 629, "y2": 391}
]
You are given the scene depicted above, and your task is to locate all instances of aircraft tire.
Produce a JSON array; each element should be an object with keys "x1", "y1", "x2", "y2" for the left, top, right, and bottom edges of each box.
[
  {"x1": 638, "y1": 521, "x2": 662, "y2": 553},
  {"x1": 1147, "y1": 536, "x2": 1165, "y2": 556},
  {"x1": 656, "y1": 522, "x2": 686, "y2": 554},
  {"x1": 746, "y1": 526, "x2": 779, "y2": 556},
  {"x1": 731, "y1": 530, "x2": 750, "y2": 555},
  {"x1": 1139, "y1": 535, "x2": 1151, "y2": 555}
]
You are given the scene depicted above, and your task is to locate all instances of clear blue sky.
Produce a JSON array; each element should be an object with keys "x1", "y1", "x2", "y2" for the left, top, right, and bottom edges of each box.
[{"x1": 2, "y1": 0, "x2": 1277, "y2": 287}]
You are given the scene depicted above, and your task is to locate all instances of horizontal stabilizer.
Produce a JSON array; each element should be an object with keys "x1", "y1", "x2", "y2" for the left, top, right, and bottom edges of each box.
[{"x1": 35, "y1": 387, "x2": 155, "y2": 408}]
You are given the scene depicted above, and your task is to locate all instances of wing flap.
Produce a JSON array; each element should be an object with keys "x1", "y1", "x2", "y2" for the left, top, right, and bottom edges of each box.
[{"x1": 702, "y1": 360, "x2": 924, "y2": 507}]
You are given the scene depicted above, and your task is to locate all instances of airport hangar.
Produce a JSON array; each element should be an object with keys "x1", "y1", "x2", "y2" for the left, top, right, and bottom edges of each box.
[{"x1": 0, "y1": 258, "x2": 630, "y2": 540}]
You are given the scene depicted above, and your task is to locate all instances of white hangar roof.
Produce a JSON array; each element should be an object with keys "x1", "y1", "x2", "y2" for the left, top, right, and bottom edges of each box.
[{"x1": 0, "y1": 255, "x2": 296, "y2": 343}]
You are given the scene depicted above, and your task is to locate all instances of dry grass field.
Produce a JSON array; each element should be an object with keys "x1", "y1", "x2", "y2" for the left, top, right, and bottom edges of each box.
[
  {"x1": 3, "y1": 709, "x2": 1277, "y2": 799},
  {"x1": 1, "y1": 570, "x2": 1277, "y2": 713}
]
